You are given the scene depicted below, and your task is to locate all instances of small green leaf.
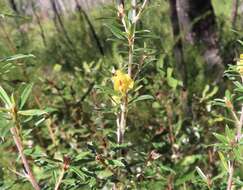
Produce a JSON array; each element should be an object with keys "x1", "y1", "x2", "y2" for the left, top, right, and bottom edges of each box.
[
  {"x1": 237, "y1": 40, "x2": 243, "y2": 46},
  {"x1": 18, "y1": 109, "x2": 47, "y2": 116},
  {"x1": 0, "y1": 86, "x2": 11, "y2": 108},
  {"x1": 195, "y1": 166, "x2": 208, "y2": 184},
  {"x1": 218, "y1": 152, "x2": 228, "y2": 171},
  {"x1": 130, "y1": 94, "x2": 154, "y2": 104},
  {"x1": 202, "y1": 85, "x2": 210, "y2": 99},
  {"x1": 213, "y1": 133, "x2": 228, "y2": 144},
  {"x1": 107, "y1": 159, "x2": 125, "y2": 167},
  {"x1": 166, "y1": 68, "x2": 181, "y2": 90},
  {"x1": 97, "y1": 169, "x2": 113, "y2": 179},
  {"x1": 105, "y1": 24, "x2": 125, "y2": 40},
  {"x1": 159, "y1": 165, "x2": 176, "y2": 174},
  {"x1": 74, "y1": 151, "x2": 91, "y2": 161},
  {"x1": 70, "y1": 167, "x2": 86, "y2": 181},
  {"x1": 19, "y1": 83, "x2": 33, "y2": 109}
]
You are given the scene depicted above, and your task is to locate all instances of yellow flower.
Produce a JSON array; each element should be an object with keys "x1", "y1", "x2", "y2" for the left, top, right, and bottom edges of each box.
[
  {"x1": 237, "y1": 54, "x2": 243, "y2": 75},
  {"x1": 112, "y1": 70, "x2": 134, "y2": 95}
]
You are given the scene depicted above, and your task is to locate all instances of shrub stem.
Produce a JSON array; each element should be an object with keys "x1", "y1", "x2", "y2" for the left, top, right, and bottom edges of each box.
[
  {"x1": 10, "y1": 127, "x2": 40, "y2": 190},
  {"x1": 54, "y1": 167, "x2": 65, "y2": 190},
  {"x1": 10, "y1": 105, "x2": 40, "y2": 190},
  {"x1": 226, "y1": 161, "x2": 234, "y2": 190}
]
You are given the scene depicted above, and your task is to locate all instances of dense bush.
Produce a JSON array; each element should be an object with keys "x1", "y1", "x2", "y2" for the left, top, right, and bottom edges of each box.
[{"x1": 0, "y1": 0, "x2": 242, "y2": 189}]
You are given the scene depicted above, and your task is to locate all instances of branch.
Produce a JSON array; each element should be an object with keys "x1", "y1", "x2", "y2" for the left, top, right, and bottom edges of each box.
[
  {"x1": 132, "y1": 0, "x2": 149, "y2": 23},
  {"x1": 10, "y1": 127, "x2": 40, "y2": 190},
  {"x1": 226, "y1": 161, "x2": 234, "y2": 190},
  {"x1": 231, "y1": 0, "x2": 239, "y2": 28},
  {"x1": 117, "y1": 0, "x2": 128, "y2": 33},
  {"x1": 8, "y1": 167, "x2": 26, "y2": 178},
  {"x1": 54, "y1": 167, "x2": 65, "y2": 190}
]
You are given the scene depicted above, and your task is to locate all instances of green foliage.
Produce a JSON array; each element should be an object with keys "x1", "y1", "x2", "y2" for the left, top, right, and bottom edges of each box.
[{"x1": 0, "y1": 0, "x2": 242, "y2": 189}]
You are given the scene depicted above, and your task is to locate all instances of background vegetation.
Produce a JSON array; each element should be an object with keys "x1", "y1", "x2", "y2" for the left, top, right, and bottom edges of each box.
[{"x1": 0, "y1": 0, "x2": 242, "y2": 189}]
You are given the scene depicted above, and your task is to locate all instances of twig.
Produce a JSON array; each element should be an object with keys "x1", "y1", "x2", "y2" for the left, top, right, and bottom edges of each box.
[
  {"x1": 54, "y1": 167, "x2": 65, "y2": 190},
  {"x1": 237, "y1": 105, "x2": 243, "y2": 142},
  {"x1": 117, "y1": 0, "x2": 128, "y2": 33},
  {"x1": 226, "y1": 75, "x2": 243, "y2": 190},
  {"x1": 116, "y1": 0, "x2": 149, "y2": 148},
  {"x1": 226, "y1": 161, "x2": 234, "y2": 190},
  {"x1": 231, "y1": 0, "x2": 239, "y2": 28},
  {"x1": 132, "y1": 0, "x2": 149, "y2": 23},
  {"x1": 118, "y1": 99, "x2": 127, "y2": 145},
  {"x1": 10, "y1": 127, "x2": 40, "y2": 190},
  {"x1": 8, "y1": 167, "x2": 26, "y2": 178},
  {"x1": 237, "y1": 76, "x2": 243, "y2": 142}
]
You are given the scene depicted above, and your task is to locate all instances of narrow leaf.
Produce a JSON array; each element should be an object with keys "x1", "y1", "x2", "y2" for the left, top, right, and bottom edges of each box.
[
  {"x1": 18, "y1": 109, "x2": 47, "y2": 116},
  {"x1": 20, "y1": 83, "x2": 33, "y2": 109},
  {"x1": 0, "y1": 86, "x2": 11, "y2": 108},
  {"x1": 130, "y1": 95, "x2": 154, "y2": 104},
  {"x1": 195, "y1": 166, "x2": 207, "y2": 183},
  {"x1": 0, "y1": 54, "x2": 35, "y2": 62}
]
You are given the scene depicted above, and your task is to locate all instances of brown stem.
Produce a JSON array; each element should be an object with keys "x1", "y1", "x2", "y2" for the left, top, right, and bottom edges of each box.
[
  {"x1": 231, "y1": 0, "x2": 239, "y2": 28},
  {"x1": 31, "y1": 0, "x2": 47, "y2": 47},
  {"x1": 10, "y1": 127, "x2": 40, "y2": 190},
  {"x1": 75, "y1": 0, "x2": 104, "y2": 56},
  {"x1": 0, "y1": 19, "x2": 16, "y2": 53}
]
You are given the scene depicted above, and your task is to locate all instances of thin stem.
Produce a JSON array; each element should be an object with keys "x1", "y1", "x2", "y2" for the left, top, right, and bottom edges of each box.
[
  {"x1": 237, "y1": 76, "x2": 243, "y2": 142},
  {"x1": 116, "y1": 0, "x2": 149, "y2": 147},
  {"x1": 229, "y1": 108, "x2": 240, "y2": 125},
  {"x1": 132, "y1": 0, "x2": 149, "y2": 23},
  {"x1": 34, "y1": 95, "x2": 57, "y2": 146},
  {"x1": 10, "y1": 127, "x2": 40, "y2": 190},
  {"x1": 128, "y1": 42, "x2": 134, "y2": 77},
  {"x1": 226, "y1": 161, "x2": 234, "y2": 190},
  {"x1": 231, "y1": 0, "x2": 239, "y2": 28},
  {"x1": 118, "y1": 98, "x2": 127, "y2": 145},
  {"x1": 237, "y1": 105, "x2": 243, "y2": 142},
  {"x1": 117, "y1": 0, "x2": 128, "y2": 33},
  {"x1": 8, "y1": 167, "x2": 26, "y2": 178},
  {"x1": 116, "y1": 114, "x2": 121, "y2": 144},
  {"x1": 54, "y1": 167, "x2": 65, "y2": 190},
  {"x1": 225, "y1": 75, "x2": 243, "y2": 190}
]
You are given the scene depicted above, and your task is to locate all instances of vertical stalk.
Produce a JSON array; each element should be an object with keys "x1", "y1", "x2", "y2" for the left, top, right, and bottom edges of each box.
[
  {"x1": 54, "y1": 167, "x2": 65, "y2": 190},
  {"x1": 75, "y1": 0, "x2": 104, "y2": 56},
  {"x1": 226, "y1": 75, "x2": 243, "y2": 190},
  {"x1": 31, "y1": 0, "x2": 47, "y2": 47},
  {"x1": 237, "y1": 76, "x2": 243, "y2": 142},
  {"x1": 118, "y1": 97, "x2": 127, "y2": 145},
  {"x1": 10, "y1": 127, "x2": 40, "y2": 190},
  {"x1": 226, "y1": 161, "x2": 234, "y2": 190},
  {"x1": 116, "y1": 0, "x2": 148, "y2": 147},
  {"x1": 128, "y1": 0, "x2": 136, "y2": 77},
  {"x1": 10, "y1": 107, "x2": 40, "y2": 190},
  {"x1": 116, "y1": 0, "x2": 126, "y2": 147},
  {"x1": 231, "y1": 0, "x2": 239, "y2": 28},
  {"x1": 128, "y1": 37, "x2": 134, "y2": 77}
]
